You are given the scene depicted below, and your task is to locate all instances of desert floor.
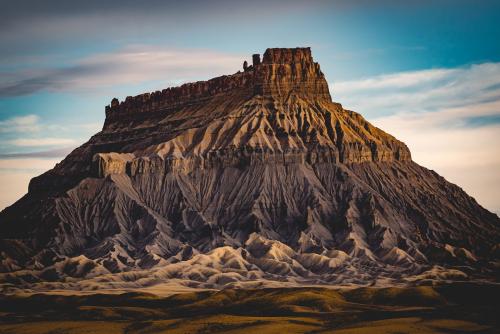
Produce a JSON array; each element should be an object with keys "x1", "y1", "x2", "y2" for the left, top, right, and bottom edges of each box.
[{"x1": 0, "y1": 283, "x2": 498, "y2": 333}]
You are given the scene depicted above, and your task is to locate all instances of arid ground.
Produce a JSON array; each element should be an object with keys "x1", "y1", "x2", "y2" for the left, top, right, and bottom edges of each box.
[{"x1": 1, "y1": 283, "x2": 498, "y2": 333}]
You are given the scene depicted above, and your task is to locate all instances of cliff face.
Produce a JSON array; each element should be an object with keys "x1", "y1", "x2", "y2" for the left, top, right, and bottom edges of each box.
[{"x1": 0, "y1": 48, "x2": 498, "y2": 292}]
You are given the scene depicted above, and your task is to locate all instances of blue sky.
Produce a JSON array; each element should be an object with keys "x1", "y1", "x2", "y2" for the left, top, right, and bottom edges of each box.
[{"x1": 1, "y1": 0, "x2": 500, "y2": 213}]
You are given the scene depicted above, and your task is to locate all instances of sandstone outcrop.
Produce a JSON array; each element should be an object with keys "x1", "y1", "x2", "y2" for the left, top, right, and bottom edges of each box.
[{"x1": 0, "y1": 48, "x2": 498, "y2": 293}]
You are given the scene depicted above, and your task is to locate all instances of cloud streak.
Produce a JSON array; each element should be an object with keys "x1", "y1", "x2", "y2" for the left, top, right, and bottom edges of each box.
[
  {"x1": 0, "y1": 114, "x2": 99, "y2": 156},
  {"x1": 331, "y1": 62, "x2": 500, "y2": 213},
  {"x1": 331, "y1": 62, "x2": 500, "y2": 119},
  {"x1": 0, "y1": 115, "x2": 41, "y2": 133},
  {"x1": 0, "y1": 147, "x2": 73, "y2": 159},
  {"x1": 0, "y1": 46, "x2": 244, "y2": 96},
  {"x1": 8, "y1": 138, "x2": 76, "y2": 147}
]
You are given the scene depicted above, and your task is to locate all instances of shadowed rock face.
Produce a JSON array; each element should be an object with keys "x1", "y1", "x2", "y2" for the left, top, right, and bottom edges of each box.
[{"x1": 0, "y1": 47, "x2": 499, "y2": 292}]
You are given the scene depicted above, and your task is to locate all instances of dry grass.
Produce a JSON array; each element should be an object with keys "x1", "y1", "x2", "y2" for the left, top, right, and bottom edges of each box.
[{"x1": 0, "y1": 283, "x2": 498, "y2": 333}]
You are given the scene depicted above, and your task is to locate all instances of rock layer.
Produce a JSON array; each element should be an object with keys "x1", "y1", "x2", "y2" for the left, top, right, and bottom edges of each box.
[{"x1": 0, "y1": 48, "x2": 499, "y2": 292}]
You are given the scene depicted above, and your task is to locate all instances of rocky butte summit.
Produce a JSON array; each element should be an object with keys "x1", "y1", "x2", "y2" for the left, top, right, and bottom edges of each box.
[{"x1": 0, "y1": 48, "x2": 499, "y2": 293}]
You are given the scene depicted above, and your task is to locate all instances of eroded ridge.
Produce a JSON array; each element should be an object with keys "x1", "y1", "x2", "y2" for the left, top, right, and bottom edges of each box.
[{"x1": 0, "y1": 48, "x2": 498, "y2": 294}]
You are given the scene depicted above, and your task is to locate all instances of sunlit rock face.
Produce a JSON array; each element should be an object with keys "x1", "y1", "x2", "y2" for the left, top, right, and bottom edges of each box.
[{"x1": 0, "y1": 48, "x2": 498, "y2": 292}]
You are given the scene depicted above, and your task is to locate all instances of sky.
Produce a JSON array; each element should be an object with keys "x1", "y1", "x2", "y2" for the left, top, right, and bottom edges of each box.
[{"x1": 0, "y1": 0, "x2": 499, "y2": 214}]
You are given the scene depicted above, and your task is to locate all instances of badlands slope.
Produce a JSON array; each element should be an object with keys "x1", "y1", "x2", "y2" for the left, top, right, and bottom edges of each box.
[{"x1": 0, "y1": 48, "x2": 499, "y2": 294}]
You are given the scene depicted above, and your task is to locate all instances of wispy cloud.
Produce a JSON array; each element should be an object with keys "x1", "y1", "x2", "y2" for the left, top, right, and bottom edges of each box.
[
  {"x1": 331, "y1": 62, "x2": 500, "y2": 213},
  {"x1": 0, "y1": 114, "x2": 41, "y2": 133},
  {"x1": 0, "y1": 46, "x2": 244, "y2": 96},
  {"x1": 0, "y1": 147, "x2": 73, "y2": 159},
  {"x1": 0, "y1": 113, "x2": 100, "y2": 154},
  {"x1": 331, "y1": 62, "x2": 500, "y2": 119},
  {"x1": 8, "y1": 138, "x2": 76, "y2": 147},
  {"x1": 334, "y1": 68, "x2": 453, "y2": 91}
]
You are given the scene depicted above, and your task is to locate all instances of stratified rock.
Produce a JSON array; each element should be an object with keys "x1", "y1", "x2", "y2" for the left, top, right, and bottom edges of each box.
[{"x1": 0, "y1": 47, "x2": 498, "y2": 291}]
